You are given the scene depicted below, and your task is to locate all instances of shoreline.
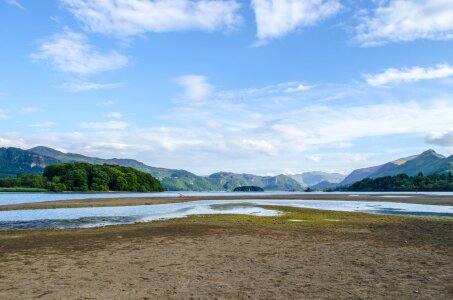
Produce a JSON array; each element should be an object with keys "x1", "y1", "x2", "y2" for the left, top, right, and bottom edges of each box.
[{"x1": 1, "y1": 193, "x2": 452, "y2": 211}]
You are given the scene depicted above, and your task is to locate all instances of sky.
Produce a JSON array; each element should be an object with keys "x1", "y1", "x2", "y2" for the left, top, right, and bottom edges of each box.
[{"x1": 1, "y1": 0, "x2": 453, "y2": 176}]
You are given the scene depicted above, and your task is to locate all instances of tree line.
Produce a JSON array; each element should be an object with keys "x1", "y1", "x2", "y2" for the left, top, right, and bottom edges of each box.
[
  {"x1": 233, "y1": 186, "x2": 264, "y2": 192},
  {"x1": 0, "y1": 162, "x2": 163, "y2": 192},
  {"x1": 346, "y1": 172, "x2": 453, "y2": 192}
]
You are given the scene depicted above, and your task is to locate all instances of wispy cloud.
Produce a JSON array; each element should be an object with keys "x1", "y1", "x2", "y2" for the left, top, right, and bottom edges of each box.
[
  {"x1": 4, "y1": 0, "x2": 24, "y2": 9},
  {"x1": 364, "y1": 64, "x2": 453, "y2": 86},
  {"x1": 97, "y1": 101, "x2": 115, "y2": 107},
  {"x1": 32, "y1": 30, "x2": 128, "y2": 75},
  {"x1": 30, "y1": 121, "x2": 55, "y2": 128},
  {"x1": 356, "y1": 0, "x2": 453, "y2": 46},
  {"x1": 61, "y1": 0, "x2": 242, "y2": 37},
  {"x1": 251, "y1": 0, "x2": 341, "y2": 42},
  {"x1": 21, "y1": 107, "x2": 40, "y2": 114},
  {"x1": 104, "y1": 112, "x2": 123, "y2": 119},
  {"x1": 80, "y1": 121, "x2": 129, "y2": 130},
  {"x1": 64, "y1": 81, "x2": 124, "y2": 92}
]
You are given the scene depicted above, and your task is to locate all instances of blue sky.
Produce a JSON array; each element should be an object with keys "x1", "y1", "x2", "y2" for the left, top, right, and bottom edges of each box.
[{"x1": 1, "y1": 0, "x2": 453, "y2": 175}]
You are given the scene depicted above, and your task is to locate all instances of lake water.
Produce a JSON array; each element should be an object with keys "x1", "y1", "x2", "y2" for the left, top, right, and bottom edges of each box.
[
  {"x1": 0, "y1": 199, "x2": 452, "y2": 230},
  {"x1": 1, "y1": 191, "x2": 453, "y2": 206}
]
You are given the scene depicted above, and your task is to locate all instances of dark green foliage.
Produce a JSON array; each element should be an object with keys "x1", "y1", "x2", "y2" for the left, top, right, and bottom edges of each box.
[
  {"x1": 0, "y1": 174, "x2": 46, "y2": 188},
  {"x1": 43, "y1": 162, "x2": 163, "y2": 192},
  {"x1": 233, "y1": 186, "x2": 264, "y2": 192},
  {"x1": 0, "y1": 162, "x2": 163, "y2": 192},
  {"x1": 346, "y1": 173, "x2": 453, "y2": 192}
]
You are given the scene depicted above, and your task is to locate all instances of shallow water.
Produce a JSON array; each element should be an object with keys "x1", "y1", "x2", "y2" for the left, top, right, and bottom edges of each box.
[
  {"x1": 1, "y1": 191, "x2": 453, "y2": 206},
  {"x1": 0, "y1": 199, "x2": 452, "y2": 230}
]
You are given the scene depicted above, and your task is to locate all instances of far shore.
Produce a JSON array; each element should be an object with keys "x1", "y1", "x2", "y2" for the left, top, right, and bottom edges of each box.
[{"x1": 1, "y1": 193, "x2": 452, "y2": 211}]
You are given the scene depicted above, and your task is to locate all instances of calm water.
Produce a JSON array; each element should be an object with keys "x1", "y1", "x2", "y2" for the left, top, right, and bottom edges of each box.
[
  {"x1": 0, "y1": 191, "x2": 300, "y2": 206},
  {"x1": 1, "y1": 191, "x2": 453, "y2": 206},
  {"x1": 0, "y1": 199, "x2": 452, "y2": 230}
]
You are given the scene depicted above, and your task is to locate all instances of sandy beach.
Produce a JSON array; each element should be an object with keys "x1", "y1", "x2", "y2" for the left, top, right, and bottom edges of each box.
[{"x1": 0, "y1": 204, "x2": 452, "y2": 299}]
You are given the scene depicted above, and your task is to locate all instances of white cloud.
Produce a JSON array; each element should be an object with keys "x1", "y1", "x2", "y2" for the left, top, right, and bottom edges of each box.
[
  {"x1": 356, "y1": 0, "x2": 453, "y2": 46},
  {"x1": 177, "y1": 75, "x2": 213, "y2": 101},
  {"x1": 61, "y1": 0, "x2": 242, "y2": 37},
  {"x1": 32, "y1": 30, "x2": 128, "y2": 75},
  {"x1": 285, "y1": 83, "x2": 311, "y2": 93},
  {"x1": 64, "y1": 81, "x2": 124, "y2": 92},
  {"x1": 4, "y1": 0, "x2": 24, "y2": 9},
  {"x1": 21, "y1": 107, "x2": 40, "y2": 113},
  {"x1": 0, "y1": 136, "x2": 27, "y2": 148},
  {"x1": 30, "y1": 122, "x2": 55, "y2": 128},
  {"x1": 251, "y1": 0, "x2": 341, "y2": 41},
  {"x1": 4, "y1": 79, "x2": 453, "y2": 174},
  {"x1": 426, "y1": 130, "x2": 453, "y2": 147},
  {"x1": 305, "y1": 155, "x2": 321, "y2": 162},
  {"x1": 364, "y1": 64, "x2": 453, "y2": 86},
  {"x1": 105, "y1": 112, "x2": 123, "y2": 119},
  {"x1": 80, "y1": 121, "x2": 129, "y2": 130},
  {"x1": 235, "y1": 139, "x2": 277, "y2": 155}
]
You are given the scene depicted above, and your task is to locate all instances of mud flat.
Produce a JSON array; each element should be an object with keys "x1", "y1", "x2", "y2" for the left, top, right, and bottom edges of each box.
[{"x1": 0, "y1": 206, "x2": 452, "y2": 299}]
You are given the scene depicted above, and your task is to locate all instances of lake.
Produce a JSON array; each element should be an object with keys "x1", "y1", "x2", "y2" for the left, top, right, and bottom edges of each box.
[{"x1": 2, "y1": 191, "x2": 453, "y2": 206}]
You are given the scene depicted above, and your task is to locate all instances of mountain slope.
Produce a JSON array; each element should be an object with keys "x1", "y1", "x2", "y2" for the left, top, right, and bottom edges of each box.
[
  {"x1": 341, "y1": 150, "x2": 453, "y2": 186},
  {"x1": 288, "y1": 171, "x2": 345, "y2": 187},
  {"x1": 0, "y1": 147, "x2": 59, "y2": 178},
  {"x1": 29, "y1": 146, "x2": 218, "y2": 191},
  {"x1": 28, "y1": 147, "x2": 302, "y2": 191},
  {"x1": 208, "y1": 172, "x2": 303, "y2": 191}
]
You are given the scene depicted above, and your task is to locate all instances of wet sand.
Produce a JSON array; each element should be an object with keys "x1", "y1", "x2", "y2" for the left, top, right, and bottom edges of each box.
[
  {"x1": 0, "y1": 207, "x2": 452, "y2": 299},
  {"x1": 1, "y1": 193, "x2": 452, "y2": 211}
]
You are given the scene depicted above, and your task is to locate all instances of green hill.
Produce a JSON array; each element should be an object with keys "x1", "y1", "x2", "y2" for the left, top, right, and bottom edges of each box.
[
  {"x1": 208, "y1": 172, "x2": 302, "y2": 191},
  {"x1": 0, "y1": 147, "x2": 59, "y2": 178},
  {"x1": 0, "y1": 162, "x2": 163, "y2": 192},
  {"x1": 341, "y1": 150, "x2": 453, "y2": 185}
]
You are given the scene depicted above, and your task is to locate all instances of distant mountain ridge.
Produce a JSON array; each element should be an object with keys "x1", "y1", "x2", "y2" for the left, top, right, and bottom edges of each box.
[
  {"x1": 2, "y1": 146, "x2": 450, "y2": 191},
  {"x1": 0, "y1": 146, "x2": 341, "y2": 191},
  {"x1": 0, "y1": 147, "x2": 59, "y2": 178},
  {"x1": 341, "y1": 150, "x2": 453, "y2": 186},
  {"x1": 288, "y1": 171, "x2": 345, "y2": 187}
]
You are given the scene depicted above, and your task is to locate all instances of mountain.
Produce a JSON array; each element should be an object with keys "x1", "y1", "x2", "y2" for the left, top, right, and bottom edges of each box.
[
  {"x1": 341, "y1": 150, "x2": 453, "y2": 186},
  {"x1": 27, "y1": 147, "x2": 302, "y2": 191},
  {"x1": 288, "y1": 171, "x2": 345, "y2": 187},
  {"x1": 208, "y1": 172, "x2": 303, "y2": 191},
  {"x1": 311, "y1": 180, "x2": 339, "y2": 190},
  {"x1": 0, "y1": 147, "x2": 59, "y2": 178},
  {"x1": 29, "y1": 146, "x2": 214, "y2": 190}
]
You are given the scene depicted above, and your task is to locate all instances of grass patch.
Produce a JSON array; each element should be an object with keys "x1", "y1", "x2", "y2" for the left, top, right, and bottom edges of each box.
[{"x1": 139, "y1": 204, "x2": 436, "y2": 233}]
